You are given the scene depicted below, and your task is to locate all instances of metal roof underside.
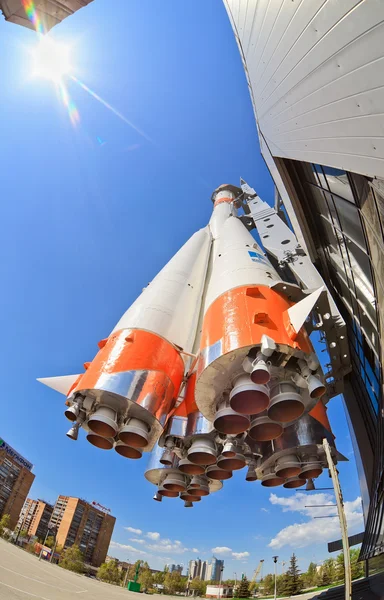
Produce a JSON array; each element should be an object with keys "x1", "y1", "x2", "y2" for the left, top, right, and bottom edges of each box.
[{"x1": 0, "y1": 0, "x2": 93, "y2": 32}]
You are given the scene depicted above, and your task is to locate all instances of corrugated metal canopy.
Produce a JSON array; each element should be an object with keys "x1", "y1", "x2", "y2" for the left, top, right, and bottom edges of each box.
[{"x1": 0, "y1": 0, "x2": 93, "y2": 32}]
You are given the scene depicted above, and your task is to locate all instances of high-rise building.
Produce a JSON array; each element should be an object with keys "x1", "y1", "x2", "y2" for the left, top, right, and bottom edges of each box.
[
  {"x1": 0, "y1": 437, "x2": 35, "y2": 530},
  {"x1": 209, "y1": 557, "x2": 224, "y2": 582},
  {"x1": 168, "y1": 564, "x2": 183, "y2": 574},
  {"x1": 17, "y1": 498, "x2": 53, "y2": 540},
  {"x1": 223, "y1": 0, "x2": 384, "y2": 579},
  {"x1": 188, "y1": 557, "x2": 224, "y2": 582},
  {"x1": 50, "y1": 496, "x2": 115, "y2": 567},
  {"x1": 188, "y1": 558, "x2": 202, "y2": 579}
]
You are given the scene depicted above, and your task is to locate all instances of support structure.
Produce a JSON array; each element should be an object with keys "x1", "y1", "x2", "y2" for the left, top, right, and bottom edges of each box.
[{"x1": 323, "y1": 438, "x2": 352, "y2": 600}]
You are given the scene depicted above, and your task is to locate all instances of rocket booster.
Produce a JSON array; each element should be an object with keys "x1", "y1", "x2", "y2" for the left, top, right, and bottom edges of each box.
[{"x1": 39, "y1": 183, "x2": 342, "y2": 505}]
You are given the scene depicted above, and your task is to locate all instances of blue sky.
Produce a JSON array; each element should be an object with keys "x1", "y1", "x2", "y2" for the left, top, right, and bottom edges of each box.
[{"x1": 0, "y1": 0, "x2": 363, "y2": 578}]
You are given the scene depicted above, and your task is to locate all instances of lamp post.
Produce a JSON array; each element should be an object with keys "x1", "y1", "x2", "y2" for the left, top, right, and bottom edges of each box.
[
  {"x1": 49, "y1": 525, "x2": 58, "y2": 563},
  {"x1": 39, "y1": 524, "x2": 54, "y2": 561},
  {"x1": 123, "y1": 558, "x2": 130, "y2": 588},
  {"x1": 218, "y1": 565, "x2": 224, "y2": 600},
  {"x1": 272, "y1": 556, "x2": 278, "y2": 600}
]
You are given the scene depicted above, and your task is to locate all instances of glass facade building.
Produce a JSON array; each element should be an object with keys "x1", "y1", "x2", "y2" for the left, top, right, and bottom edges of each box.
[{"x1": 223, "y1": 0, "x2": 384, "y2": 579}]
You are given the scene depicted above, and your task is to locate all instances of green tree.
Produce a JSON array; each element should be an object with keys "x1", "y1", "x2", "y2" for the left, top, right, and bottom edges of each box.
[
  {"x1": 128, "y1": 559, "x2": 145, "y2": 581},
  {"x1": 261, "y1": 573, "x2": 274, "y2": 595},
  {"x1": 304, "y1": 561, "x2": 318, "y2": 588},
  {"x1": 153, "y1": 570, "x2": 165, "y2": 585},
  {"x1": 189, "y1": 576, "x2": 206, "y2": 596},
  {"x1": 335, "y1": 549, "x2": 364, "y2": 582},
  {"x1": 277, "y1": 574, "x2": 290, "y2": 595},
  {"x1": 0, "y1": 514, "x2": 11, "y2": 537},
  {"x1": 45, "y1": 536, "x2": 55, "y2": 549},
  {"x1": 97, "y1": 560, "x2": 122, "y2": 584},
  {"x1": 237, "y1": 575, "x2": 250, "y2": 598},
  {"x1": 139, "y1": 567, "x2": 154, "y2": 590},
  {"x1": 319, "y1": 558, "x2": 336, "y2": 586},
  {"x1": 59, "y1": 545, "x2": 85, "y2": 573},
  {"x1": 20, "y1": 529, "x2": 29, "y2": 539},
  {"x1": 164, "y1": 570, "x2": 186, "y2": 594},
  {"x1": 283, "y1": 553, "x2": 303, "y2": 596}
]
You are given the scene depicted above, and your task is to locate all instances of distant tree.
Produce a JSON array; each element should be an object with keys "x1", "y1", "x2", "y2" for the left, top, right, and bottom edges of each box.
[
  {"x1": 0, "y1": 514, "x2": 11, "y2": 537},
  {"x1": 335, "y1": 549, "x2": 364, "y2": 582},
  {"x1": 59, "y1": 545, "x2": 84, "y2": 573},
  {"x1": 237, "y1": 575, "x2": 250, "y2": 598},
  {"x1": 97, "y1": 560, "x2": 121, "y2": 584},
  {"x1": 283, "y1": 553, "x2": 303, "y2": 596},
  {"x1": 139, "y1": 567, "x2": 154, "y2": 590},
  {"x1": 189, "y1": 576, "x2": 206, "y2": 596},
  {"x1": 276, "y1": 574, "x2": 290, "y2": 595},
  {"x1": 153, "y1": 570, "x2": 165, "y2": 585},
  {"x1": 19, "y1": 529, "x2": 29, "y2": 539},
  {"x1": 164, "y1": 570, "x2": 186, "y2": 594},
  {"x1": 261, "y1": 573, "x2": 274, "y2": 595},
  {"x1": 44, "y1": 536, "x2": 55, "y2": 549},
  {"x1": 26, "y1": 541, "x2": 38, "y2": 554},
  {"x1": 128, "y1": 559, "x2": 144, "y2": 581},
  {"x1": 319, "y1": 558, "x2": 336, "y2": 586},
  {"x1": 304, "y1": 562, "x2": 318, "y2": 588}
]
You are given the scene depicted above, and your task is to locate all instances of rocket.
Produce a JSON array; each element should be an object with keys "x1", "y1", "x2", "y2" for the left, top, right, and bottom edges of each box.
[{"x1": 39, "y1": 183, "x2": 343, "y2": 506}]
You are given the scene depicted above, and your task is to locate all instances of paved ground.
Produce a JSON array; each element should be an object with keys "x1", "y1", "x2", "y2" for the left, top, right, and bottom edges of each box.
[
  {"x1": 0, "y1": 538, "x2": 166, "y2": 600},
  {"x1": 0, "y1": 539, "x2": 326, "y2": 600}
]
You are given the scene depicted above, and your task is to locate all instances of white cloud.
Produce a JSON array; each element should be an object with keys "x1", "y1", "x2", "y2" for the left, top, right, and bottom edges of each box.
[
  {"x1": 232, "y1": 552, "x2": 250, "y2": 560},
  {"x1": 261, "y1": 508, "x2": 270, "y2": 513},
  {"x1": 212, "y1": 546, "x2": 232, "y2": 555},
  {"x1": 146, "y1": 538, "x2": 189, "y2": 554},
  {"x1": 212, "y1": 547, "x2": 249, "y2": 560},
  {"x1": 129, "y1": 538, "x2": 145, "y2": 544},
  {"x1": 268, "y1": 493, "x2": 364, "y2": 549},
  {"x1": 110, "y1": 541, "x2": 147, "y2": 555},
  {"x1": 147, "y1": 532, "x2": 160, "y2": 540},
  {"x1": 125, "y1": 527, "x2": 142, "y2": 535},
  {"x1": 192, "y1": 548, "x2": 199, "y2": 553}
]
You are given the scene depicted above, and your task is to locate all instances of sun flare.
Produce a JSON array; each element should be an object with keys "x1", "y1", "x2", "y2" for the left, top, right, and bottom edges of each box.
[{"x1": 32, "y1": 36, "x2": 71, "y2": 82}]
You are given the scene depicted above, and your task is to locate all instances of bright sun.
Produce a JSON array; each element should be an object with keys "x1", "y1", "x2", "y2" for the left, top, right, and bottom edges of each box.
[{"x1": 32, "y1": 36, "x2": 71, "y2": 82}]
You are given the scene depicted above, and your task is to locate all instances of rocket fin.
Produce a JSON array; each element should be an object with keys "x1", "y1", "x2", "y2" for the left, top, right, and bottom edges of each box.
[
  {"x1": 287, "y1": 287, "x2": 325, "y2": 335},
  {"x1": 37, "y1": 374, "x2": 81, "y2": 395}
]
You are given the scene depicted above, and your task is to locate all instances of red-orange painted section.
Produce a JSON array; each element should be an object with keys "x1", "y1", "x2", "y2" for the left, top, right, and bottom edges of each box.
[
  {"x1": 173, "y1": 372, "x2": 198, "y2": 417},
  {"x1": 309, "y1": 400, "x2": 333, "y2": 434},
  {"x1": 69, "y1": 329, "x2": 184, "y2": 399},
  {"x1": 214, "y1": 196, "x2": 234, "y2": 207},
  {"x1": 199, "y1": 285, "x2": 312, "y2": 373}
]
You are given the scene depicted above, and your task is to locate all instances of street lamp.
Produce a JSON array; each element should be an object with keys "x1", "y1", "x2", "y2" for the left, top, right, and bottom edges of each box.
[
  {"x1": 123, "y1": 558, "x2": 130, "y2": 588},
  {"x1": 272, "y1": 556, "x2": 278, "y2": 600},
  {"x1": 234, "y1": 572, "x2": 237, "y2": 586},
  {"x1": 39, "y1": 524, "x2": 55, "y2": 561},
  {"x1": 218, "y1": 565, "x2": 224, "y2": 600}
]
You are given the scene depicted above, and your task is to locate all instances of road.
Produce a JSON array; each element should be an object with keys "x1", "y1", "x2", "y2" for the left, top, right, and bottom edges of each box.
[
  {"x1": 0, "y1": 538, "x2": 166, "y2": 600},
  {"x1": 0, "y1": 540, "x2": 328, "y2": 600}
]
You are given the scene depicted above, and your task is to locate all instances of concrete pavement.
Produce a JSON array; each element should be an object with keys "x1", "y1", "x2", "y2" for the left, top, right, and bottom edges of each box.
[{"x1": 0, "y1": 538, "x2": 161, "y2": 600}]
